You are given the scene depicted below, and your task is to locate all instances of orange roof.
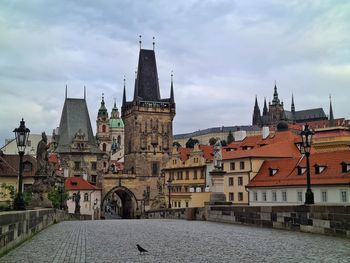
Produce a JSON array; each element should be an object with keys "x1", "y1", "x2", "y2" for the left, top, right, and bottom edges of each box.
[
  {"x1": 247, "y1": 150, "x2": 350, "y2": 187},
  {"x1": 177, "y1": 145, "x2": 213, "y2": 162},
  {"x1": 65, "y1": 177, "x2": 100, "y2": 190}
]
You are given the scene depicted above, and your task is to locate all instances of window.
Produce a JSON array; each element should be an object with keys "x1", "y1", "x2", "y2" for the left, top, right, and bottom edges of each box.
[
  {"x1": 297, "y1": 166, "x2": 306, "y2": 175},
  {"x1": 297, "y1": 191, "x2": 303, "y2": 202},
  {"x1": 184, "y1": 186, "x2": 189, "y2": 192},
  {"x1": 186, "y1": 202, "x2": 189, "y2": 208},
  {"x1": 185, "y1": 171, "x2": 189, "y2": 180},
  {"x1": 102, "y1": 143, "x2": 107, "y2": 152},
  {"x1": 200, "y1": 169, "x2": 205, "y2": 179},
  {"x1": 229, "y1": 192, "x2": 234, "y2": 201},
  {"x1": 238, "y1": 177, "x2": 243, "y2": 186},
  {"x1": 102, "y1": 125, "x2": 106, "y2": 132},
  {"x1": 269, "y1": 168, "x2": 278, "y2": 176},
  {"x1": 272, "y1": 192, "x2": 277, "y2": 202},
  {"x1": 321, "y1": 191, "x2": 327, "y2": 202},
  {"x1": 282, "y1": 191, "x2": 287, "y2": 202},
  {"x1": 194, "y1": 157, "x2": 198, "y2": 163},
  {"x1": 177, "y1": 171, "x2": 183, "y2": 180},
  {"x1": 228, "y1": 177, "x2": 234, "y2": 186},
  {"x1": 193, "y1": 170, "x2": 197, "y2": 180},
  {"x1": 315, "y1": 165, "x2": 326, "y2": 174},
  {"x1": 152, "y1": 162, "x2": 158, "y2": 176},
  {"x1": 262, "y1": 192, "x2": 267, "y2": 201},
  {"x1": 173, "y1": 159, "x2": 176, "y2": 165},
  {"x1": 341, "y1": 162, "x2": 350, "y2": 173},
  {"x1": 178, "y1": 201, "x2": 181, "y2": 208},
  {"x1": 84, "y1": 193, "x2": 89, "y2": 202},
  {"x1": 91, "y1": 162, "x2": 97, "y2": 170},
  {"x1": 23, "y1": 162, "x2": 33, "y2": 172},
  {"x1": 238, "y1": 192, "x2": 243, "y2": 201},
  {"x1": 253, "y1": 192, "x2": 258, "y2": 201},
  {"x1": 240, "y1": 161, "x2": 245, "y2": 170},
  {"x1": 230, "y1": 162, "x2": 235, "y2": 170},
  {"x1": 91, "y1": 175, "x2": 97, "y2": 184},
  {"x1": 340, "y1": 190, "x2": 348, "y2": 203},
  {"x1": 74, "y1": 161, "x2": 80, "y2": 171}
]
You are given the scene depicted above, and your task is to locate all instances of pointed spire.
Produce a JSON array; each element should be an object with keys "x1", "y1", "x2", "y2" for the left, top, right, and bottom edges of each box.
[
  {"x1": 252, "y1": 96, "x2": 262, "y2": 126},
  {"x1": 263, "y1": 97, "x2": 268, "y2": 116},
  {"x1": 65, "y1": 84, "x2": 67, "y2": 99},
  {"x1": 272, "y1": 80, "x2": 280, "y2": 105},
  {"x1": 254, "y1": 95, "x2": 259, "y2": 107},
  {"x1": 329, "y1": 95, "x2": 335, "y2": 126},
  {"x1": 291, "y1": 93, "x2": 295, "y2": 113},
  {"x1": 114, "y1": 98, "x2": 117, "y2": 108},
  {"x1": 139, "y1": 35, "x2": 142, "y2": 49},
  {"x1": 98, "y1": 92, "x2": 108, "y2": 118},
  {"x1": 170, "y1": 71, "x2": 174, "y2": 103},
  {"x1": 122, "y1": 76, "x2": 126, "y2": 105},
  {"x1": 152, "y1": 36, "x2": 155, "y2": 50}
]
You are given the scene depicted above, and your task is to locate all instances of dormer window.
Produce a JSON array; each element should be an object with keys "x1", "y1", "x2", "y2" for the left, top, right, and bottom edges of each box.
[
  {"x1": 297, "y1": 166, "x2": 307, "y2": 175},
  {"x1": 269, "y1": 168, "x2": 279, "y2": 176},
  {"x1": 341, "y1": 162, "x2": 350, "y2": 173},
  {"x1": 314, "y1": 164, "x2": 327, "y2": 174}
]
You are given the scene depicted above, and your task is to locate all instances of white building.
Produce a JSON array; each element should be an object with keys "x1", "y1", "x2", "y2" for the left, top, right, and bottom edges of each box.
[
  {"x1": 1, "y1": 134, "x2": 52, "y2": 156},
  {"x1": 247, "y1": 150, "x2": 350, "y2": 205},
  {"x1": 65, "y1": 177, "x2": 101, "y2": 219}
]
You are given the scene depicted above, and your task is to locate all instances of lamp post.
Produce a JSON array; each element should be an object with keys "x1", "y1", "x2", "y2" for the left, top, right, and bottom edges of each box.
[
  {"x1": 167, "y1": 177, "x2": 172, "y2": 209},
  {"x1": 13, "y1": 118, "x2": 30, "y2": 210},
  {"x1": 142, "y1": 190, "x2": 147, "y2": 215},
  {"x1": 300, "y1": 124, "x2": 314, "y2": 205}
]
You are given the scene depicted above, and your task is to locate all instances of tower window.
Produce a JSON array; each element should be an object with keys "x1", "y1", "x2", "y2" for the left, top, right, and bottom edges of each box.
[
  {"x1": 102, "y1": 125, "x2": 106, "y2": 132},
  {"x1": 102, "y1": 143, "x2": 107, "y2": 152},
  {"x1": 152, "y1": 162, "x2": 158, "y2": 176}
]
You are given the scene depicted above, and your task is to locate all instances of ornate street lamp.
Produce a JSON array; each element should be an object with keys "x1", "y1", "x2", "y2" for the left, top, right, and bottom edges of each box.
[
  {"x1": 13, "y1": 118, "x2": 30, "y2": 210},
  {"x1": 167, "y1": 177, "x2": 172, "y2": 208},
  {"x1": 300, "y1": 124, "x2": 314, "y2": 204}
]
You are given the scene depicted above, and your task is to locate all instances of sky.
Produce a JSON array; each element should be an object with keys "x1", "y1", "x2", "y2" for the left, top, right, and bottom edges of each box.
[{"x1": 1, "y1": 0, "x2": 350, "y2": 146}]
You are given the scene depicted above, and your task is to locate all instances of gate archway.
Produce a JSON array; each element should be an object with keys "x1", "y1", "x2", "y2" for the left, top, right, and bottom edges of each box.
[{"x1": 102, "y1": 186, "x2": 138, "y2": 219}]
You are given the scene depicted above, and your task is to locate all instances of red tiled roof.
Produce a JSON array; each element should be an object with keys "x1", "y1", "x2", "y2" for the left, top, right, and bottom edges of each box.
[
  {"x1": 0, "y1": 154, "x2": 37, "y2": 177},
  {"x1": 247, "y1": 150, "x2": 350, "y2": 187},
  {"x1": 177, "y1": 145, "x2": 213, "y2": 162},
  {"x1": 65, "y1": 177, "x2": 100, "y2": 190}
]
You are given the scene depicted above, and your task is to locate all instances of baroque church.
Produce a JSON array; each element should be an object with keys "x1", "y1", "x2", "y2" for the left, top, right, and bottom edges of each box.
[{"x1": 252, "y1": 82, "x2": 330, "y2": 127}]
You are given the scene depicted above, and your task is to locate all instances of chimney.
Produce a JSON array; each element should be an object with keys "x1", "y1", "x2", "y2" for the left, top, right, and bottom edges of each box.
[
  {"x1": 234, "y1": 130, "x2": 247, "y2": 141},
  {"x1": 262, "y1": 126, "x2": 270, "y2": 139}
]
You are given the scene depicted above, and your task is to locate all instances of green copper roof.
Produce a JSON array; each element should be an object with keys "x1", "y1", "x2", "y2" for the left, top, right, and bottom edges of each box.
[{"x1": 109, "y1": 118, "x2": 124, "y2": 128}]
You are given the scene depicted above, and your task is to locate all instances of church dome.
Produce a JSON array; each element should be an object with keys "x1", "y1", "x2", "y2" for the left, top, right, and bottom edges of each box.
[
  {"x1": 276, "y1": 121, "x2": 289, "y2": 131},
  {"x1": 109, "y1": 118, "x2": 124, "y2": 129}
]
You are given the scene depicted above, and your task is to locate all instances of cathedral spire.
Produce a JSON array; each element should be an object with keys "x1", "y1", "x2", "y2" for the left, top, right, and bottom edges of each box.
[
  {"x1": 272, "y1": 80, "x2": 280, "y2": 105},
  {"x1": 170, "y1": 71, "x2": 174, "y2": 104},
  {"x1": 263, "y1": 97, "x2": 268, "y2": 116},
  {"x1": 122, "y1": 77, "x2": 126, "y2": 105},
  {"x1": 252, "y1": 96, "x2": 262, "y2": 126},
  {"x1": 329, "y1": 95, "x2": 335, "y2": 126}
]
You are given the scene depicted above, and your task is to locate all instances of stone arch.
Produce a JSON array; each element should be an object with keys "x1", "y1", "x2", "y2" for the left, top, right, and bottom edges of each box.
[{"x1": 102, "y1": 186, "x2": 138, "y2": 219}]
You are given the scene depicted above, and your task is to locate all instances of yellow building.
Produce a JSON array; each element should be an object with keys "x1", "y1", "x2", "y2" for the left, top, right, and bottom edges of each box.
[
  {"x1": 0, "y1": 153, "x2": 36, "y2": 205},
  {"x1": 163, "y1": 144, "x2": 212, "y2": 208}
]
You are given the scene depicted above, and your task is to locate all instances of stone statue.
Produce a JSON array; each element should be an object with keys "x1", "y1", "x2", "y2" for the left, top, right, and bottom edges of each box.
[
  {"x1": 36, "y1": 132, "x2": 50, "y2": 175},
  {"x1": 157, "y1": 176, "x2": 163, "y2": 194},
  {"x1": 75, "y1": 191, "x2": 81, "y2": 214},
  {"x1": 213, "y1": 139, "x2": 222, "y2": 170}
]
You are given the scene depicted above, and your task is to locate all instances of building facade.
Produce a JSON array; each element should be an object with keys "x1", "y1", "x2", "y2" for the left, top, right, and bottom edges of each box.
[{"x1": 163, "y1": 144, "x2": 212, "y2": 208}]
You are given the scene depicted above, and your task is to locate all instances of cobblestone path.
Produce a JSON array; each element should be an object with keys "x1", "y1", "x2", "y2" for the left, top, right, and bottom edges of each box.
[{"x1": 1, "y1": 219, "x2": 350, "y2": 263}]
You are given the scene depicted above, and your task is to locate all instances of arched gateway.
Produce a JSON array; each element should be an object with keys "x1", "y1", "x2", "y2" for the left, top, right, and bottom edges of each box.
[{"x1": 102, "y1": 186, "x2": 138, "y2": 219}]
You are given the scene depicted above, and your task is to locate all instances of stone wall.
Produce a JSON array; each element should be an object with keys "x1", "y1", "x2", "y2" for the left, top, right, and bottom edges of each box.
[
  {"x1": 146, "y1": 205, "x2": 350, "y2": 238},
  {"x1": 0, "y1": 209, "x2": 66, "y2": 255}
]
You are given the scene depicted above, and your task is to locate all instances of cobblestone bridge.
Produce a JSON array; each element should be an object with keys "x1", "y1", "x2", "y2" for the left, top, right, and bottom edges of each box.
[{"x1": 1, "y1": 219, "x2": 350, "y2": 263}]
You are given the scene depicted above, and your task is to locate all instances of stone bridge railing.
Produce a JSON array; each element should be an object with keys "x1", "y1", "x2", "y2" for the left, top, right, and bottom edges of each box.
[{"x1": 145, "y1": 205, "x2": 350, "y2": 238}]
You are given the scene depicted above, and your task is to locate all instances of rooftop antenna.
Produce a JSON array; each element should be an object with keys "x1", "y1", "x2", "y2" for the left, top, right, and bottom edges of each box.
[
  {"x1": 152, "y1": 36, "x2": 155, "y2": 50},
  {"x1": 84, "y1": 86, "x2": 86, "y2": 100},
  {"x1": 139, "y1": 35, "x2": 142, "y2": 49}
]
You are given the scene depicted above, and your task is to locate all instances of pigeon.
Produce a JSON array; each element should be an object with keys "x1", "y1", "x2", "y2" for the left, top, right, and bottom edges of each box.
[{"x1": 136, "y1": 244, "x2": 148, "y2": 254}]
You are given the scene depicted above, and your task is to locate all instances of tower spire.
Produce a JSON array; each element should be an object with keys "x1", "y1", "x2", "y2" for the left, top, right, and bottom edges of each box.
[
  {"x1": 263, "y1": 97, "x2": 268, "y2": 116},
  {"x1": 65, "y1": 84, "x2": 68, "y2": 99},
  {"x1": 252, "y1": 95, "x2": 262, "y2": 126},
  {"x1": 98, "y1": 92, "x2": 108, "y2": 118},
  {"x1": 123, "y1": 76, "x2": 126, "y2": 105},
  {"x1": 170, "y1": 71, "x2": 174, "y2": 103},
  {"x1": 329, "y1": 95, "x2": 335, "y2": 126},
  {"x1": 272, "y1": 80, "x2": 280, "y2": 105},
  {"x1": 291, "y1": 93, "x2": 295, "y2": 113}
]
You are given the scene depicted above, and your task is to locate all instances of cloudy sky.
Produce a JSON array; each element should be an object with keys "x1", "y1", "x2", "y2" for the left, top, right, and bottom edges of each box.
[{"x1": 1, "y1": 0, "x2": 349, "y2": 146}]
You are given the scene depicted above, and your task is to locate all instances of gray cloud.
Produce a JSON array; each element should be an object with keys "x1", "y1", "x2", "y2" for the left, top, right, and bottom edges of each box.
[{"x1": 1, "y1": 0, "x2": 350, "y2": 145}]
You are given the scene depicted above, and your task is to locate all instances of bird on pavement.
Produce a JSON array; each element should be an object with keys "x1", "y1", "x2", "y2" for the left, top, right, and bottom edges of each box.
[{"x1": 136, "y1": 244, "x2": 148, "y2": 255}]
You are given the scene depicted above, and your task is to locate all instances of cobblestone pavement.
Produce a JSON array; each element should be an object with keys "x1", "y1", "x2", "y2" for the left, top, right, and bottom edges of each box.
[{"x1": 1, "y1": 219, "x2": 350, "y2": 263}]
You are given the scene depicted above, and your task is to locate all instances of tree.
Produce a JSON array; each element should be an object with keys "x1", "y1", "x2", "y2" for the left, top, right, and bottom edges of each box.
[
  {"x1": 48, "y1": 186, "x2": 69, "y2": 209},
  {"x1": 221, "y1": 140, "x2": 228, "y2": 146},
  {"x1": 227, "y1": 130, "x2": 234, "y2": 144},
  {"x1": 0, "y1": 183, "x2": 15, "y2": 211},
  {"x1": 209, "y1": 137, "x2": 218, "y2": 146},
  {"x1": 185, "y1": 137, "x2": 199, "y2": 148},
  {"x1": 173, "y1": 141, "x2": 181, "y2": 148}
]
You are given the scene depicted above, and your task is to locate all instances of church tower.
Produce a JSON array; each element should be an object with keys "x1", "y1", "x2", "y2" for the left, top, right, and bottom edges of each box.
[
  {"x1": 121, "y1": 47, "x2": 176, "y2": 177},
  {"x1": 252, "y1": 96, "x2": 262, "y2": 126},
  {"x1": 268, "y1": 81, "x2": 285, "y2": 126},
  {"x1": 96, "y1": 94, "x2": 110, "y2": 153}
]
